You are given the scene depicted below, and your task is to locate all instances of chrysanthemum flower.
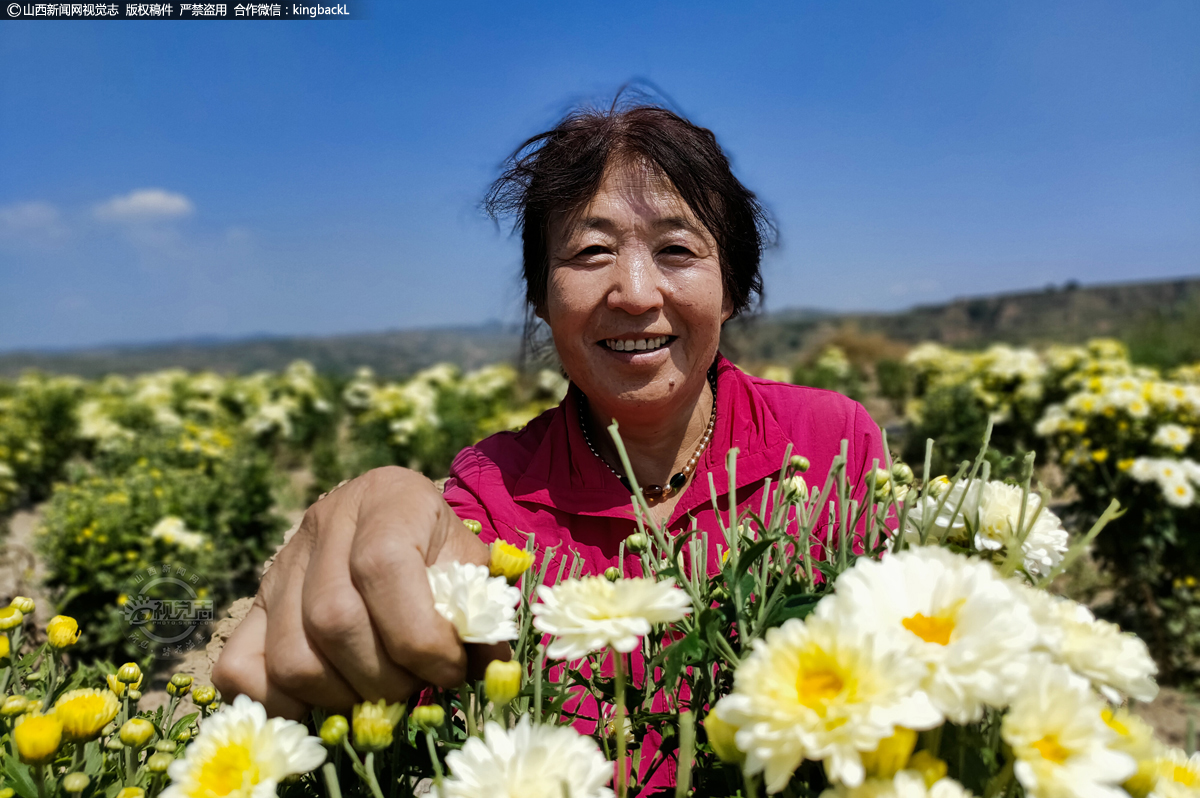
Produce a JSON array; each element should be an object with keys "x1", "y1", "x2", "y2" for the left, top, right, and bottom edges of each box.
[
  {"x1": 716, "y1": 614, "x2": 942, "y2": 792},
  {"x1": 1152, "y1": 424, "x2": 1193, "y2": 453},
  {"x1": 817, "y1": 770, "x2": 971, "y2": 798},
  {"x1": 817, "y1": 547, "x2": 1035, "y2": 723},
  {"x1": 1016, "y1": 585, "x2": 1158, "y2": 703},
  {"x1": 438, "y1": 716, "x2": 613, "y2": 798},
  {"x1": 1000, "y1": 661, "x2": 1134, "y2": 798},
  {"x1": 1148, "y1": 747, "x2": 1200, "y2": 798},
  {"x1": 161, "y1": 694, "x2": 325, "y2": 798},
  {"x1": 1101, "y1": 708, "x2": 1160, "y2": 798},
  {"x1": 13, "y1": 713, "x2": 62, "y2": 765},
  {"x1": 1161, "y1": 479, "x2": 1195, "y2": 508},
  {"x1": 531, "y1": 576, "x2": 691, "y2": 660},
  {"x1": 488, "y1": 541, "x2": 535, "y2": 584},
  {"x1": 353, "y1": 699, "x2": 404, "y2": 752},
  {"x1": 427, "y1": 561, "x2": 520, "y2": 645},
  {"x1": 54, "y1": 688, "x2": 120, "y2": 741}
]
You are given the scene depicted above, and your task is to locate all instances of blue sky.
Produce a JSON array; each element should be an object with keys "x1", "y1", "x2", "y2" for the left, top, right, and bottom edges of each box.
[{"x1": 1, "y1": 0, "x2": 1197, "y2": 351}]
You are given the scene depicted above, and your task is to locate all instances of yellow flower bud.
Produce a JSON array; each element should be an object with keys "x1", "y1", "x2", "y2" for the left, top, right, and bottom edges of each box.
[
  {"x1": 352, "y1": 700, "x2": 404, "y2": 752},
  {"x1": 789, "y1": 455, "x2": 810, "y2": 472},
  {"x1": 488, "y1": 541, "x2": 535, "y2": 584},
  {"x1": 462, "y1": 519, "x2": 483, "y2": 535},
  {"x1": 871, "y1": 468, "x2": 893, "y2": 498},
  {"x1": 54, "y1": 688, "x2": 120, "y2": 742},
  {"x1": 1, "y1": 695, "x2": 29, "y2": 717},
  {"x1": 119, "y1": 718, "x2": 156, "y2": 748},
  {"x1": 411, "y1": 704, "x2": 445, "y2": 731},
  {"x1": 0, "y1": 788, "x2": 14, "y2": 798},
  {"x1": 0, "y1": 635, "x2": 10, "y2": 661},
  {"x1": 861, "y1": 726, "x2": 917, "y2": 778},
  {"x1": 906, "y1": 750, "x2": 949, "y2": 788},
  {"x1": 604, "y1": 567, "x2": 621, "y2": 582},
  {"x1": 14, "y1": 714, "x2": 63, "y2": 765},
  {"x1": 146, "y1": 752, "x2": 173, "y2": 773},
  {"x1": 46, "y1": 615, "x2": 79, "y2": 649},
  {"x1": 0, "y1": 607, "x2": 23, "y2": 632},
  {"x1": 63, "y1": 773, "x2": 90, "y2": 794},
  {"x1": 704, "y1": 711, "x2": 743, "y2": 765},
  {"x1": 625, "y1": 533, "x2": 648, "y2": 553},
  {"x1": 175, "y1": 728, "x2": 192, "y2": 743},
  {"x1": 191, "y1": 685, "x2": 217, "y2": 707},
  {"x1": 9, "y1": 597, "x2": 34, "y2": 614},
  {"x1": 166, "y1": 673, "x2": 192, "y2": 697},
  {"x1": 484, "y1": 660, "x2": 521, "y2": 706},
  {"x1": 117, "y1": 662, "x2": 143, "y2": 685},
  {"x1": 320, "y1": 715, "x2": 349, "y2": 747},
  {"x1": 927, "y1": 475, "x2": 951, "y2": 496},
  {"x1": 116, "y1": 789, "x2": 145, "y2": 798}
]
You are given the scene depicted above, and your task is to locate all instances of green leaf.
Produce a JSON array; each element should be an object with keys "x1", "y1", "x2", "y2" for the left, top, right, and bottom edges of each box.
[
  {"x1": 761, "y1": 593, "x2": 821, "y2": 630},
  {"x1": 662, "y1": 627, "x2": 707, "y2": 689},
  {"x1": 169, "y1": 712, "x2": 199, "y2": 740},
  {"x1": 2, "y1": 756, "x2": 38, "y2": 798}
]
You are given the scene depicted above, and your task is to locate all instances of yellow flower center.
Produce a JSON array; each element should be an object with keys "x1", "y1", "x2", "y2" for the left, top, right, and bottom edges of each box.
[
  {"x1": 1033, "y1": 735, "x2": 1071, "y2": 764},
  {"x1": 1101, "y1": 709, "x2": 1129, "y2": 736},
  {"x1": 902, "y1": 603, "x2": 962, "y2": 646},
  {"x1": 1170, "y1": 764, "x2": 1200, "y2": 787},
  {"x1": 193, "y1": 741, "x2": 259, "y2": 797},
  {"x1": 796, "y1": 668, "x2": 844, "y2": 710}
]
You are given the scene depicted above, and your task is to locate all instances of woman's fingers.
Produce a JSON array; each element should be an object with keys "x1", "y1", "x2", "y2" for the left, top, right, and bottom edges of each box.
[
  {"x1": 302, "y1": 477, "x2": 426, "y2": 702},
  {"x1": 212, "y1": 602, "x2": 311, "y2": 720},
  {"x1": 347, "y1": 471, "x2": 488, "y2": 689}
]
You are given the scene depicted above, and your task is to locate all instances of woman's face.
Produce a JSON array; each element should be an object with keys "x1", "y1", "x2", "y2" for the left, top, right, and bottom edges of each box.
[{"x1": 543, "y1": 159, "x2": 732, "y2": 418}]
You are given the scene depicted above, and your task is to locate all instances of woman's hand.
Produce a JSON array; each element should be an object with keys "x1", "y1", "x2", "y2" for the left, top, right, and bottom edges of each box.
[{"x1": 212, "y1": 466, "x2": 498, "y2": 718}]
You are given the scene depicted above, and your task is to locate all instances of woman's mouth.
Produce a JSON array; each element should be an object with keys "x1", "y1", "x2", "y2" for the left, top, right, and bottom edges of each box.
[{"x1": 601, "y1": 335, "x2": 674, "y2": 353}]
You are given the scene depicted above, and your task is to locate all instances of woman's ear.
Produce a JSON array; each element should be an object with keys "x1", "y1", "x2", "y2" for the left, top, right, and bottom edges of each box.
[{"x1": 720, "y1": 292, "x2": 735, "y2": 324}]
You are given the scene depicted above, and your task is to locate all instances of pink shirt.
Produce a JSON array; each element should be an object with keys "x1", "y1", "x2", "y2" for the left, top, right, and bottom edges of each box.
[
  {"x1": 441, "y1": 356, "x2": 885, "y2": 792},
  {"x1": 444, "y1": 355, "x2": 886, "y2": 571}
]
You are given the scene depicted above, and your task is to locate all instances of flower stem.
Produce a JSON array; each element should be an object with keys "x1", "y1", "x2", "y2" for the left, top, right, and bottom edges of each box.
[
  {"x1": 424, "y1": 731, "x2": 445, "y2": 791},
  {"x1": 613, "y1": 648, "x2": 628, "y2": 798},
  {"x1": 322, "y1": 762, "x2": 344, "y2": 798},
  {"x1": 362, "y1": 752, "x2": 386, "y2": 798},
  {"x1": 34, "y1": 765, "x2": 45, "y2": 798}
]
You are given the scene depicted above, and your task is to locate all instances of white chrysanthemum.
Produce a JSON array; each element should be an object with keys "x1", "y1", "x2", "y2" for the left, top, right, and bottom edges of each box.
[
  {"x1": 1149, "y1": 747, "x2": 1200, "y2": 798},
  {"x1": 1154, "y1": 460, "x2": 1186, "y2": 485},
  {"x1": 161, "y1": 694, "x2": 325, "y2": 798},
  {"x1": 1153, "y1": 424, "x2": 1193, "y2": 452},
  {"x1": 1130, "y1": 458, "x2": 1161, "y2": 483},
  {"x1": 1181, "y1": 459, "x2": 1200, "y2": 485},
  {"x1": 531, "y1": 576, "x2": 690, "y2": 660},
  {"x1": 1014, "y1": 584, "x2": 1158, "y2": 702},
  {"x1": 438, "y1": 717, "x2": 613, "y2": 798},
  {"x1": 819, "y1": 771, "x2": 972, "y2": 798},
  {"x1": 427, "y1": 562, "x2": 520, "y2": 645},
  {"x1": 1162, "y1": 479, "x2": 1195, "y2": 508},
  {"x1": 817, "y1": 547, "x2": 1035, "y2": 722},
  {"x1": 905, "y1": 480, "x2": 1068, "y2": 576},
  {"x1": 150, "y1": 516, "x2": 206, "y2": 551},
  {"x1": 1102, "y1": 707, "x2": 1161, "y2": 797},
  {"x1": 1000, "y1": 662, "x2": 1135, "y2": 798},
  {"x1": 716, "y1": 615, "x2": 942, "y2": 792}
]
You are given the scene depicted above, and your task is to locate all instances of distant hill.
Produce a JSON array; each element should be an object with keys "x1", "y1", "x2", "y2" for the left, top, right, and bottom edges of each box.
[{"x1": 3, "y1": 276, "x2": 1198, "y2": 378}]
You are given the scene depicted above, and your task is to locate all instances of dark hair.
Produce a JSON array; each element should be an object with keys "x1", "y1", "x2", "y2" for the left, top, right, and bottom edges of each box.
[{"x1": 484, "y1": 99, "x2": 775, "y2": 323}]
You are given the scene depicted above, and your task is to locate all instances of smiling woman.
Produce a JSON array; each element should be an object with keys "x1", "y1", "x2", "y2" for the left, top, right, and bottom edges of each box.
[{"x1": 212, "y1": 100, "x2": 887, "y2": 787}]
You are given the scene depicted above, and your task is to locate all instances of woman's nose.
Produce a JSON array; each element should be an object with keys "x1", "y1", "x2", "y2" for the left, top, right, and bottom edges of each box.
[{"x1": 606, "y1": 246, "x2": 664, "y2": 315}]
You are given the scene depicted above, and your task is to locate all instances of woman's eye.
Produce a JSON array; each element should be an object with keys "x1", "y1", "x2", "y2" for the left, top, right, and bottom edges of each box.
[
  {"x1": 575, "y1": 245, "x2": 608, "y2": 258},
  {"x1": 660, "y1": 245, "x2": 694, "y2": 257}
]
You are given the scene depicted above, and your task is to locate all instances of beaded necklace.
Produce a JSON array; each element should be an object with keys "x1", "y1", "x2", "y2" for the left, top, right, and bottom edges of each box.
[{"x1": 578, "y1": 366, "x2": 717, "y2": 502}]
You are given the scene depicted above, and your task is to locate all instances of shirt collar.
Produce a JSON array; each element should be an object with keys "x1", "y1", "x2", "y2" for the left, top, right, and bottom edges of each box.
[{"x1": 511, "y1": 355, "x2": 795, "y2": 526}]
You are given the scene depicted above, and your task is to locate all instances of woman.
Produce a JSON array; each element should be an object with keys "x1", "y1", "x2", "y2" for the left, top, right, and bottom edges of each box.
[{"x1": 213, "y1": 102, "x2": 885, "y2": 720}]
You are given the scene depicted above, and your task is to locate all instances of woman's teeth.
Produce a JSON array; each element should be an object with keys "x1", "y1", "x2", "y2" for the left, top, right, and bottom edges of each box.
[{"x1": 605, "y1": 336, "x2": 671, "y2": 352}]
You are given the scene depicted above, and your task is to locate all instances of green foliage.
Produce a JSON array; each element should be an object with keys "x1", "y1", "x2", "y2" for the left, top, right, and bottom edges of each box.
[{"x1": 0, "y1": 374, "x2": 85, "y2": 508}]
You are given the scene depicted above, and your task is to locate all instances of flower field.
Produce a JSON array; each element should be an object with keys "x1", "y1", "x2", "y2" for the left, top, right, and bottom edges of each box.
[{"x1": 0, "y1": 339, "x2": 1197, "y2": 796}]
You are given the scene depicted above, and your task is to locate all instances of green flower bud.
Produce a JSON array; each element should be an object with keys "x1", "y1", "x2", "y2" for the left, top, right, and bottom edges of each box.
[
  {"x1": 320, "y1": 715, "x2": 349, "y2": 747},
  {"x1": 789, "y1": 455, "x2": 810, "y2": 473},
  {"x1": 9, "y1": 597, "x2": 34, "y2": 614},
  {"x1": 154, "y1": 739, "x2": 177, "y2": 753},
  {"x1": 190, "y1": 685, "x2": 217, "y2": 707},
  {"x1": 127, "y1": 689, "x2": 142, "y2": 702},
  {"x1": 105, "y1": 737, "x2": 125, "y2": 752},
  {"x1": 462, "y1": 519, "x2": 483, "y2": 535},
  {"x1": 0, "y1": 695, "x2": 29, "y2": 717},
  {"x1": 146, "y1": 752, "x2": 174, "y2": 773},
  {"x1": 0, "y1": 787, "x2": 15, "y2": 798},
  {"x1": 484, "y1": 660, "x2": 521, "y2": 707},
  {"x1": 174, "y1": 728, "x2": 192, "y2": 743},
  {"x1": 119, "y1": 718, "x2": 155, "y2": 749},
  {"x1": 63, "y1": 773, "x2": 90, "y2": 794},
  {"x1": 117, "y1": 662, "x2": 143, "y2": 685},
  {"x1": 166, "y1": 673, "x2": 192, "y2": 697},
  {"x1": 624, "y1": 533, "x2": 648, "y2": 554},
  {"x1": 411, "y1": 704, "x2": 445, "y2": 731},
  {"x1": 890, "y1": 462, "x2": 915, "y2": 486},
  {"x1": 603, "y1": 567, "x2": 621, "y2": 582}
]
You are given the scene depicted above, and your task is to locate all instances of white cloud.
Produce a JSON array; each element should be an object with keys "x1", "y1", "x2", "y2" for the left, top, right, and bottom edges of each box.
[
  {"x1": 0, "y1": 200, "x2": 68, "y2": 243},
  {"x1": 95, "y1": 188, "x2": 194, "y2": 221}
]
